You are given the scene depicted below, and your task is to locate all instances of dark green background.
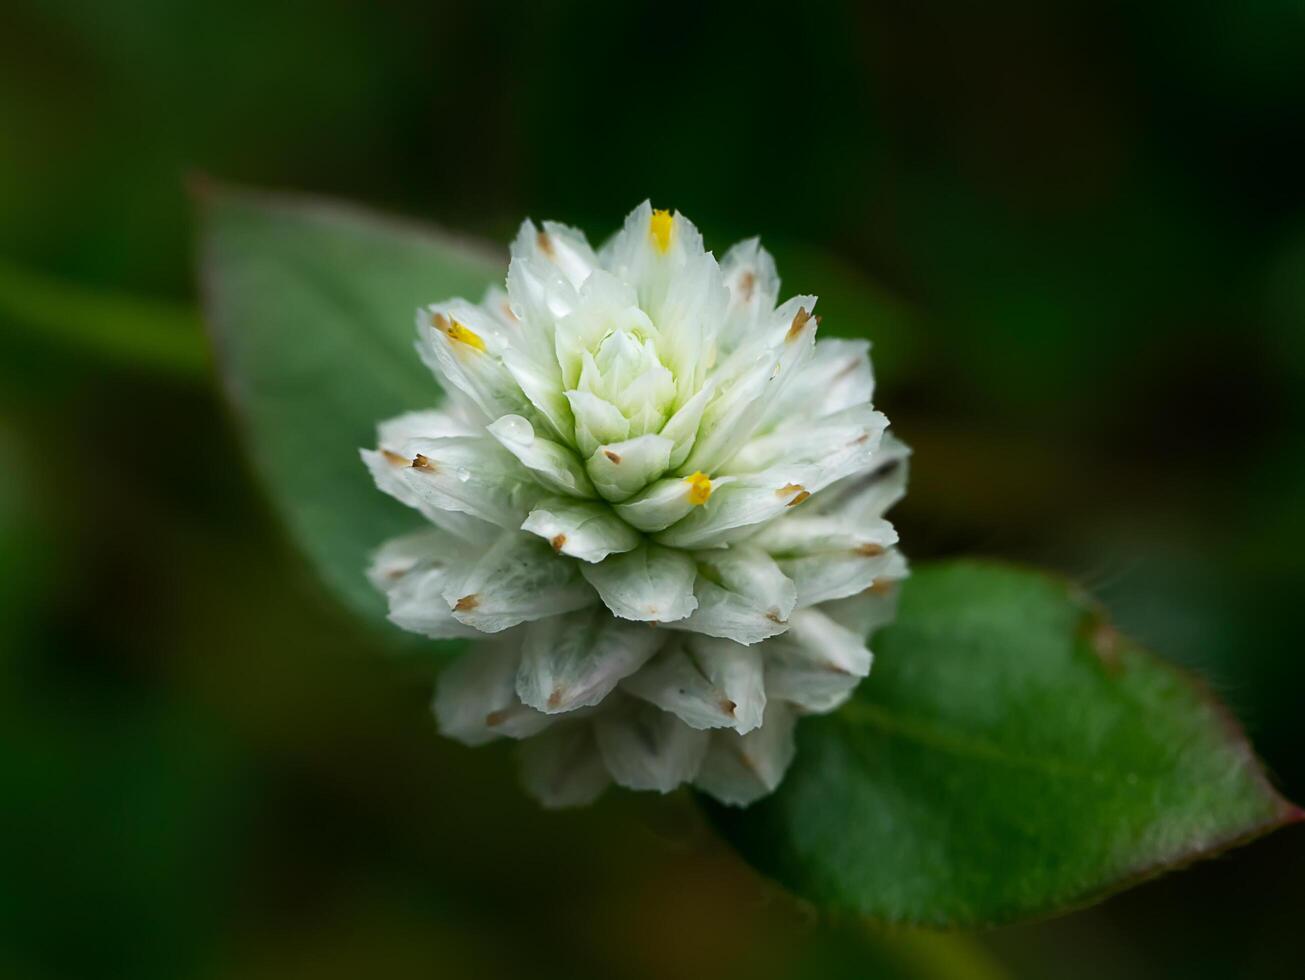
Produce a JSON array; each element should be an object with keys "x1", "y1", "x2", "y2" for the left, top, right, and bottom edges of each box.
[{"x1": 2, "y1": 2, "x2": 1303, "y2": 977}]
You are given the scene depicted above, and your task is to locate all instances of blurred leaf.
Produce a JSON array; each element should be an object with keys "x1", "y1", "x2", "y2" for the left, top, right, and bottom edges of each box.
[
  {"x1": 709, "y1": 560, "x2": 1300, "y2": 927},
  {"x1": 0, "y1": 257, "x2": 205, "y2": 376},
  {"x1": 198, "y1": 183, "x2": 501, "y2": 626}
]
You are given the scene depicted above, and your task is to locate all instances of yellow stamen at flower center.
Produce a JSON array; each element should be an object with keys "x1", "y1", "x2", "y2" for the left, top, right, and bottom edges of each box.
[
  {"x1": 685, "y1": 471, "x2": 712, "y2": 505},
  {"x1": 432, "y1": 312, "x2": 485, "y2": 351},
  {"x1": 650, "y1": 209, "x2": 673, "y2": 253}
]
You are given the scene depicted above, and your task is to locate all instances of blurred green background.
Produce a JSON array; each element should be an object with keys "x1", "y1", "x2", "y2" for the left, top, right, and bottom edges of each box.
[{"x1": 3, "y1": 1, "x2": 1304, "y2": 977}]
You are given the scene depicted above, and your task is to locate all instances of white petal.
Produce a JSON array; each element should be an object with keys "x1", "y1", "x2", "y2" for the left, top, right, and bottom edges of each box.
[
  {"x1": 723, "y1": 404, "x2": 886, "y2": 479},
  {"x1": 433, "y1": 640, "x2": 554, "y2": 746},
  {"x1": 363, "y1": 411, "x2": 499, "y2": 544},
  {"x1": 565, "y1": 389, "x2": 630, "y2": 458},
  {"x1": 594, "y1": 698, "x2": 709, "y2": 793},
  {"x1": 717, "y1": 237, "x2": 780, "y2": 357},
  {"x1": 518, "y1": 723, "x2": 610, "y2": 808},
  {"x1": 366, "y1": 526, "x2": 456, "y2": 593},
  {"x1": 505, "y1": 246, "x2": 575, "y2": 360},
  {"x1": 621, "y1": 636, "x2": 765, "y2": 734},
  {"x1": 382, "y1": 553, "x2": 482, "y2": 640},
  {"x1": 658, "y1": 380, "x2": 716, "y2": 469},
  {"x1": 415, "y1": 302, "x2": 526, "y2": 422},
  {"x1": 501, "y1": 348, "x2": 574, "y2": 444},
  {"x1": 444, "y1": 531, "x2": 594, "y2": 633},
  {"x1": 554, "y1": 270, "x2": 647, "y2": 390},
  {"x1": 516, "y1": 609, "x2": 663, "y2": 714},
  {"x1": 812, "y1": 433, "x2": 911, "y2": 524},
  {"x1": 395, "y1": 433, "x2": 541, "y2": 531},
  {"x1": 758, "y1": 338, "x2": 875, "y2": 433},
  {"x1": 764, "y1": 607, "x2": 873, "y2": 712},
  {"x1": 668, "y1": 546, "x2": 797, "y2": 645},
  {"x1": 653, "y1": 470, "x2": 810, "y2": 550},
  {"x1": 486, "y1": 414, "x2": 595, "y2": 498},
  {"x1": 779, "y1": 546, "x2": 909, "y2": 608},
  {"x1": 821, "y1": 584, "x2": 902, "y2": 638},
  {"x1": 647, "y1": 251, "x2": 728, "y2": 405},
  {"x1": 657, "y1": 412, "x2": 887, "y2": 551},
  {"x1": 614, "y1": 473, "x2": 731, "y2": 533},
  {"x1": 535, "y1": 220, "x2": 600, "y2": 289},
  {"x1": 750, "y1": 513, "x2": 898, "y2": 559},
  {"x1": 520, "y1": 497, "x2": 640, "y2": 563},
  {"x1": 578, "y1": 542, "x2": 698, "y2": 623},
  {"x1": 368, "y1": 528, "x2": 480, "y2": 638},
  {"x1": 378, "y1": 408, "x2": 480, "y2": 444},
  {"x1": 682, "y1": 314, "x2": 817, "y2": 474},
  {"x1": 600, "y1": 202, "x2": 706, "y2": 312},
  {"x1": 584, "y1": 434, "x2": 673, "y2": 502},
  {"x1": 693, "y1": 702, "x2": 797, "y2": 807}
]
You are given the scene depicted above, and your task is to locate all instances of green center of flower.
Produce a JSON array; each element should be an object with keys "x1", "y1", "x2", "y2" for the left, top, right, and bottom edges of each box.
[{"x1": 578, "y1": 326, "x2": 676, "y2": 438}]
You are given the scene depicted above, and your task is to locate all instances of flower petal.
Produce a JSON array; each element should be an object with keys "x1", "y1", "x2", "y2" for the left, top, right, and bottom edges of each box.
[
  {"x1": 369, "y1": 530, "x2": 482, "y2": 640},
  {"x1": 501, "y1": 348, "x2": 575, "y2": 445},
  {"x1": 779, "y1": 546, "x2": 909, "y2": 608},
  {"x1": 693, "y1": 702, "x2": 797, "y2": 807},
  {"x1": 415, "y1": 301, "x2": 526, "y2": 423},
  {"x1": 565, "y1": 389, "x2": 630, "y2": 459},
  {"x1": 614, "y1": 473, "x2": 733, "y2": 533},
  {"x1": 658, "y1": 380, "x2": 716, "y2": 469},
  {"x1": 520, "y1": 497, "x2": 641, "y2": 563},
  {"x1": 750, "y1": 513, "x2": 898, "y2": 560},
  {"x1": 517, "y1": 723, "x2": 611, "y2": 808},
  {"x1": 363, "y1": 411, "x2": 500, "y2": 544},
  {"x1": 668, "y1": 546, "x2": 797, "y2": 645},
  {"x1": 395, "y1": 433, "x2": 541, "y2": 531},
  {"x1": 486, "y1": 414, "x2": 595, "y2": 498},
  {"x1": 444, "y1": 531, "x2": 594, "y2": 633},
  {"x1": 647, "y1": 250, "x2": 728, "y2": 405},
  {"x1": 621, "y1": 636, "x2": 765, "y2": 734},
  {"x1": 820, "y1": 584, "x2": 902, "y2": 638},
  {"x1": 554, "y1": 270, "x2": 648, "y2": 390},
  {"x1": 584, "y1": 434, "x2": 673, "y2": 502},
  {"x1": 811, "y1": 432, "x2": 911, "y2": 524},
  {"x1": 578, "y1": 542, "x2": 698, "y2": 623},
  {"x1": 758, "y1": 337, "x2": 875, "y2": 432},
  {"x1": 657, "y1": 412, "x2": 887, "y2": 550},
  {"x1": 722, "y1": 404, "x2": 886, "y2": 478},
  {"x1": 433, "y1": 640, "x2": 554, "y2": 746},
  {"x1": 366, "y1": 527, "x2": 450, "y2": 592},
  {"x1": 504, "y1": 243, "x2": 576, "y2": 363},
  {"x1": 717, "y1": 237, "x2": 780, "y2": 357},
  {"x1": 534, "y1": 220, "x2": 600, "y2": 289},
  {"x1": 594, "y1": 698, "x2": 710, "y2": 793},
  {"x1": 600, "y1": 202, "x2": 707, "y2": 313},
  {"x1": 763, "y1": 607, "x2": 873, "y2": 712},
  {"x1": 680, "y1": 309, "x2": 817, "y2": 474},
  {"x1": 515, "y1": 608, "x2": 663, "y2": 715},
  {"x1": 652, "y1": 470, "x2": 810, "y2": 550}
]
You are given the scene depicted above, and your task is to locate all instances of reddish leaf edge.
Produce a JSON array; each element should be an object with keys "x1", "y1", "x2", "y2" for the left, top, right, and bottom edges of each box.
[{"x1": 705, "y1": 558, "x2": 1303, "y2": 932}]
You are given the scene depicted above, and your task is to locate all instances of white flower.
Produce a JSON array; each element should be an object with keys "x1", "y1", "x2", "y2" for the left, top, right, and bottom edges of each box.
[{"x1": 362, "y1": 203, "x2": 909, "y2": 807}]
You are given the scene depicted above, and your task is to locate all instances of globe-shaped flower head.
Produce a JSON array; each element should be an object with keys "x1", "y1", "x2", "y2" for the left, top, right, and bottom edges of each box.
[{"x1": 362, "y1": 203, "x2": 909, "y2": 806}]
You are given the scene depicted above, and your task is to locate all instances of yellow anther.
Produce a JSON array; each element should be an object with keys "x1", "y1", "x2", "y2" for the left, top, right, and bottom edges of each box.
[
  {"x1": 432, "y1": 312, "x2": 486, "y2": 352},
  {"x1": 685, "y1": 471, "x2": 712, "y2": 505},
  {"x1": 650, "y1": 209, "x2": 674, "y2": 253}
]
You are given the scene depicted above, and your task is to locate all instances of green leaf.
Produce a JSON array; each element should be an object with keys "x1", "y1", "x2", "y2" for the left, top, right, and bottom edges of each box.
[
  {"x1": 708, "y1": 560, "x2": 1300, "y2": 927},
  {"x1": 197, "y1": 183, "x2": 500, "y2": 625}
]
